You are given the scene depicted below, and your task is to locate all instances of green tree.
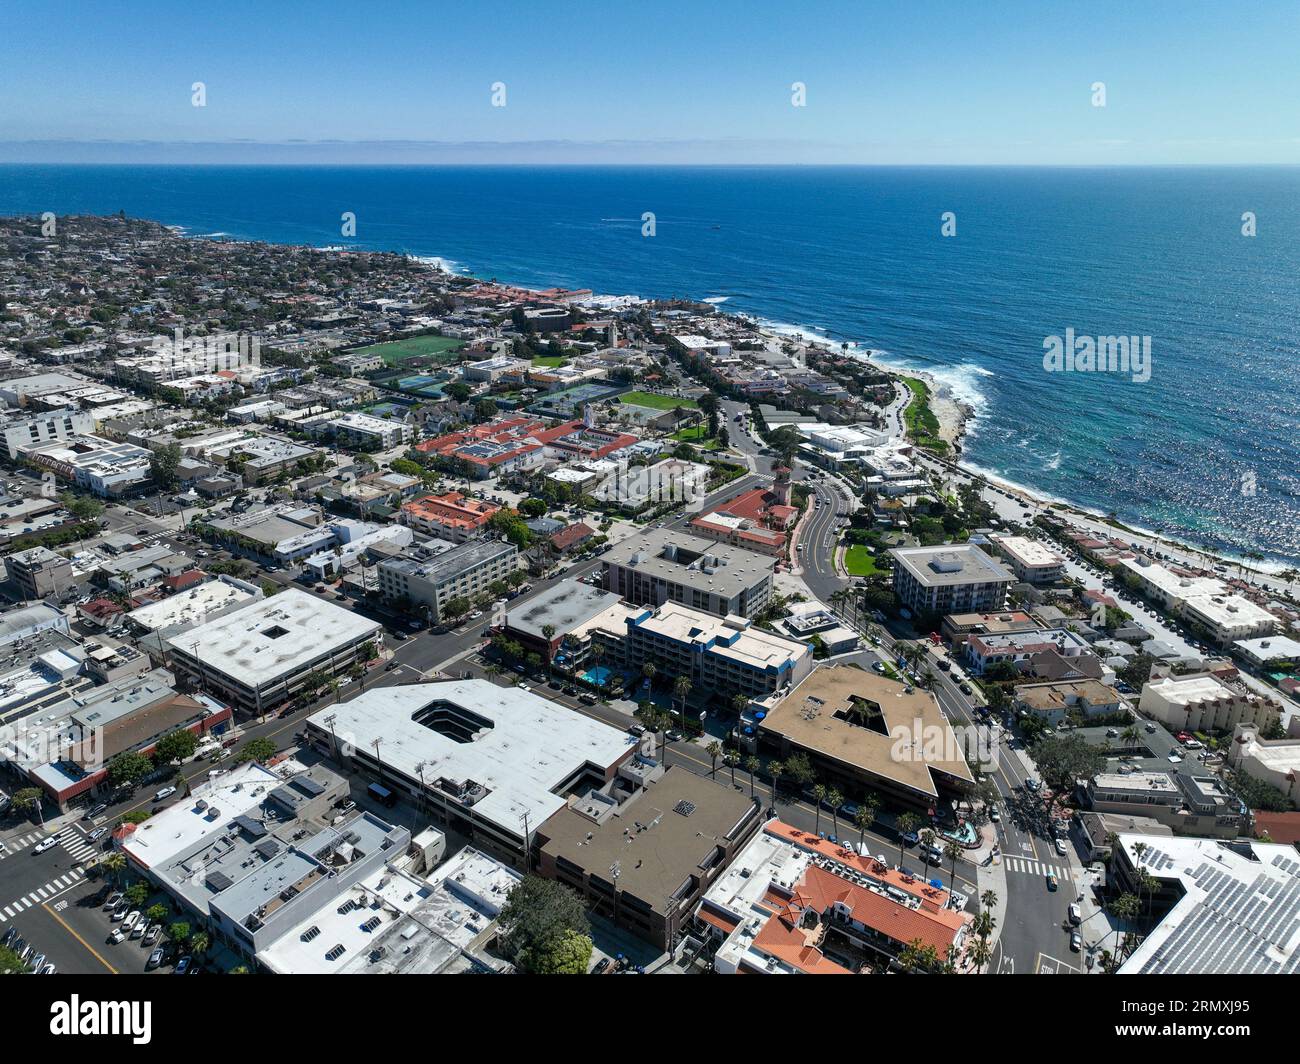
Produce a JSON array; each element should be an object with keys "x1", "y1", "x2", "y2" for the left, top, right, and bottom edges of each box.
[
  {"x1": 125, "y1": 882, "x2": 149, "y2": 907},
  {"x1": 9, "y1": 787, "x2": 45, "y2": 824},
  {"x1": 744, "y1": 755, "x2": 760, "y2": 799},
  {"x1": 149, "y1": 442, "x2": 183, "y2": 490},
  {"x1": 99, "y1": 851, "x2": 127, "y2": 885},
  {"x1": 167, "y1": 921, "x2": 192, "y2": 946},
  {"x1": 1029, "y1": 733, "x2": 1107, "y2": 818},
  {"x1": 519, "y1": 497, "x2": 548, "y2": 518},
  {"x1": 498, "y1": 875, "x2": 591, "y2": 975},
  {"x1": 146, "y1": 903, "x2": 169, "y2": 925},
  {"x1": 153, "y1": 729, "x2": 199, "y2": 765},
  {"x1": 235, "y1": 737, "x2": 277, "y2": 764},
  {"x1": 442, "y1": 595, "x2": 472, "y2": 623},
  {"x1": 706, "y1": 740, "x2": 722, "y2": 777},
  {"x1": 107, "y1": 750, "x2": 153, "y2": 789}
]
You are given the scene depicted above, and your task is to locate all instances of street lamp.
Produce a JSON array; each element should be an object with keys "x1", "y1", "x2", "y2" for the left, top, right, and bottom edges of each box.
[
  {"x1": 324, "y1": 713, "x2": 338, "y2": 760},
  {"x1": 610, "y1": 861, "x2": 621, "y2": 927}
]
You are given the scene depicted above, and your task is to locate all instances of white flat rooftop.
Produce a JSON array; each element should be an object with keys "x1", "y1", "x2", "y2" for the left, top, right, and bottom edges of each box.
[
  {"x1": 127, "y1": 578, "x2": 257, "y2": 633},
  {"x1": 166, "y1": 589, "x2": 381, "y2": 688},
  {"x1": 307, "y1": 680, "x2": 630, "y2": 838},
  {"x1": 121, "y1": 762, "x2": 282, "y2": 870}
]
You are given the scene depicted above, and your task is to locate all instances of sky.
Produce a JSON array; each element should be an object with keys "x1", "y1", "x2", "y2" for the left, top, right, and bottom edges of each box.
[{"x1": 2, "y1": 0, "x2": 1299, "y2": 164}]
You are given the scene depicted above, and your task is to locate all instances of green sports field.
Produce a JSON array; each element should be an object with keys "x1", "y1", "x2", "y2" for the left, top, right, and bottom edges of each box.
[
  {"x1": 619, "y1": 391, "x2": 699, "y2": 411},
  {"x1": 350, "y1": 334, "x2": 465, "y2": 366}
]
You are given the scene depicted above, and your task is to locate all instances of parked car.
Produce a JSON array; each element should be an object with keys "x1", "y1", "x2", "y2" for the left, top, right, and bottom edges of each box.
[
  {"x1": 121, "y1": 911, "x2": 141, "y2": 932},
  {"x1": 146, "y1": 947, "x2": 165, "y2": 970},
  {"x1": 989, "y1": 806, "x2": 1001, "y2": 822},
  {"x1": 143, "y1": 923, "x2": 161, "y2": 946},
  {"x1": 665, "y1": 729, "x2": 683, "y2": 742},
  {"x1": 39, "y1": 963, "x2": 56, "y2": 974},
  {"x1": 153, "y1": 786, "x2": 176, "y2": 802},
  {"x1": 1054, "y1": 837, "x2": 1068, "y2": 857},
  {"x1": 1025, "y1": 778, "x2": 1041, "y2": 793},
  {"x1": 1070, "y1": 930, "x2": 1082, "y2": 952},
  {"x1": 901, "y1": 831, "x2": 919, "y2": 846},
  {"x1": 108, "y1": 929, "x2": 125, "y2": 944},
  {"x1": 591, "y1": 957, "x2": 611, "y2": 975},
  {"x1": 175, "y1": 955, "x2": 192, "y2": 974},
  {"x1": 103, "y1": 891, "x2": 124, "y2": 911},
  {"x1": 1068, "y1": 903, "x2": 1082, "y2": 925},
  {"x1": 83, "y1": 802, "x2": 108, "y2": 820}
]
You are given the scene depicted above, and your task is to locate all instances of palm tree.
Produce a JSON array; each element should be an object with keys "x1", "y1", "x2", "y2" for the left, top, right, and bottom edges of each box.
[
  {"x1": 860, "y1": 792, "x2": 881, "y2": 841},
  {"x1": 919, "y1": 829, "x2": 937, "y2": 878},
  {"x1": 854, "y1": 807, "x2": 873, "y2": 853},
  {"x1": 812, "y1": 784, "x2": 827, "y2": 834},
  {"x1": 190, "y1": 931, "x2": 211, "y2": 956},
  {"x1": 673, "y1": 676, "x2": 692, "y2": 732},
  {"x1": 706, "y1": 741, "x2": 722, "y2": 777},
  {"x1": 1108, "y1": 892, "x2": 1141, "y2": 959},
  {"x1": 943, "y1": 839, "x2": 963, "y2": 902},
  {"x1": 744, "y1": 756, "x2": 760, "y2": 799},
  {"x1": 767, "y1": 760, "x2": 784, "y2": 809},
  {"x1": 724, "y1": 749, "x2": 739, "y2": 786},
  {"x1": 827, "y1": 788, "x2": 844, "y2": 838},
  {"x1": 99, "y1": 851, "x2": 127, "y2": 886},
  {"x1": 541, "y1": 624, "x2": 556, "y2": 677},
  {"x1": 642, "y1": 661, "x2": 657, "y2": 689},
  {"x1": 967, "y1": 934, "x2": 993, "y2": 974},
  {"x1": 731, "y1": 692, "x2": 750, "y2": 719},
  {"x1": 896, "y1": 812, "x2": 921, "y2": 867}
]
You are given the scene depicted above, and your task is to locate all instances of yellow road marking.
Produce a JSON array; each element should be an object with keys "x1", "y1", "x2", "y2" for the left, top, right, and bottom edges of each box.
[{"x1": 43, "y1": 900, "x2": 118, "y2": 974}]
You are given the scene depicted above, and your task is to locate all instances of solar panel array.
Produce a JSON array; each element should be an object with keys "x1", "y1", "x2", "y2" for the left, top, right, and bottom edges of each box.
[{"x1": 1135, "y1": 858, "x2": 1300, "y2": 975}]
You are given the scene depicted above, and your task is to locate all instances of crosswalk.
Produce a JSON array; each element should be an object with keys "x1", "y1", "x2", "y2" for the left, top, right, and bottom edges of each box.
[
  {"x1": 2, "y1": 826, "x2": 100, "y2": 863},
  {"x1": 56, "y1": 825, "x2": 102, "y2": 864},
  {"x1": 0, "y1": 870, "x2": 85, "y2": 923},
  {"x1": 1002, "y1": 854, "x2": 1072, "y2": 880}
]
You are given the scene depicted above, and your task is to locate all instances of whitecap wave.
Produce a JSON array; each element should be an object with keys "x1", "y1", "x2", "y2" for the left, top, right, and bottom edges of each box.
[
  {"x1": 408, "y1": 254, "x2": 466, "y2": 274},
  {"x1": 701, "y1": 296, "x2": 730, "y2": 304}
]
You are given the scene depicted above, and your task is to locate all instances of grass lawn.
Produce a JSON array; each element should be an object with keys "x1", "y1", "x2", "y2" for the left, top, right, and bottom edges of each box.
[
  {"x1": 620, "y1": 390, "x2": 699, "y2": 411},
  {"x1": 531, "y1": 355, "x2": 568, "y2": 368},
  {"x1": 844, "y1": 544, "x2": 879, "y2": 576},
  {"x1": 901, "y1": 376, "x2": 949, "y2": 455},
  {"x1": 350, "y1": 334, "x2": 466, "y2": 366},
  {"x1": 670, "y1": 423, "x2": 720, "y2": 448}
]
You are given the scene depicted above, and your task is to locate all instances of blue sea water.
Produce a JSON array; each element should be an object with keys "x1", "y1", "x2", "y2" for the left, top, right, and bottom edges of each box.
[{"x1": 2, "y1": 164, "x2": 1298, "y2": 563}]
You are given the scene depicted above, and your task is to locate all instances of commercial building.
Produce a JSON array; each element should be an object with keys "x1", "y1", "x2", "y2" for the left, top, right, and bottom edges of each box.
[
  {"x1": 890, "y1": 544, "x2": 1014, "y2": 618},
  {"x1": 964, "y1": 628, "x2": 1099, "y2": 678},
  {"x1": 125, "y1": 575, "x2": 261, "y2": 637},
  {"x1": 400, "y1": 491, "x2": 500, "y2": 542},
  {"x1": 1113, "y1": 834, "x2": 1300, "y2": 974},
  {"x1": 462, "y1": 355, "x2": 530, "y2": 382},
  {"x1": 988, "y1": 534, "x2": 1066, "y2": 584},
  {"x1": 1083, "y1": 771, "x2": 1244, "y2": 838},
  {"x1": 688, "y1": 475, "x2": 797, "y2": 557},
  {"x1": 940, "y1": 609, "x2": 1041, "y2": 647},
  {"x1": 755, "y1": 665, "x2": 975, "y2": 811},
  {"x1": 311, "y1": 410, "x2": 414, "y2": 451},
  {"x1": 1012, "y1": 679, "x2": 1124, "y2": 727},
  {"x1": 24, "y1": 434, "x2": 152, "y2": 496},
  {"x1": 6, "y1": 545, "x2": 74, "y2": 600},
  {"x1": 119, "y1": 760, "x2": 411, "y2": 961},
  {"x1": 536, "y1": 768, "x2": 762, "y2": 950},
  {"x1": 1138, "y1": 672, "x2": 1281, "y2": 734},
  {"x1": 602, "y1": 528, "x2": 775, "y2": 619},
  {"x1": 257, "y1": 844, "x2": 520, "y2": 974},
  {"x1": 695, "y1": 819, "x2": 970, "y2": 974},
  {"x1": 166, "y1": 589, "x2": 382, "y2": 714},
  {"x1": 1, "y1": 407, "x2": 96, "y2": 459},
  {"x1": 1226, "y1": 723, "x2": 1300, "y2": 809},
  {"x1": 500, "y1": 579, "x2": 623, "y2": 662},
  {"x1": 614, "y1": 601, "x2": 814, "y2": 702},
  {"x1": 304, "y1": 680, "x2": 633, "y2": 863},
  {"x1": 377, "y1": 539, "x2": 517, "y2": 621},
  {"x1": 1116, "y1": 557, "x2": 1277, "y2": 644},
  {"x1": 415, "y1": 416, "x2": 550, "y2": 479}
]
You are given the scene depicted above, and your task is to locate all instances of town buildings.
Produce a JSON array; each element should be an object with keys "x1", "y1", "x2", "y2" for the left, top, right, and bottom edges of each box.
[
  {"x1": 536, "y1": 767, "x2": 761, "y2": 950},
  {"x1": 377, "y1": 539, "x2": 517, "y2": 621},
  {"x1": 754, "y1": 665, "x2": 975, "y2": 811},
  {"x1": 601, "y1": 528, "x2": 775, "y2": 619},
  {"x1": 695, "y1": 819, "x2": 971, "y2": 974},
  {"x1": 889, "y1": 544, "x2": 1014, "y2": 618},
  {"x1": 988, "y1": 534, "x2": 1067, "y2": 584},
  {"x1": 400, "y1": 490, "x2": 500, "y2": 542},
  {"x1": 304, "y1": 680, "x2": 632, "y2": 864},
  {"x1": 1138, "y1": 672, "x2": 1281, "y2": 734},
  {"x1": 166, "y1": 590, "x2": 383, "y2": 714}
]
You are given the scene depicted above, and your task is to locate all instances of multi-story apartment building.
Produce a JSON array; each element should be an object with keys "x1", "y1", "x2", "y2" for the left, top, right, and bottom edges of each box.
[
  {"x1": 889, "y1": 544, "x2": 1014, "y2": 618},
  {"x1": 601, "y1": 528, "x2": 774, "y2": 619},
  {"x1": 377, "y1": 540, "x2": 518, "y2": 621}
]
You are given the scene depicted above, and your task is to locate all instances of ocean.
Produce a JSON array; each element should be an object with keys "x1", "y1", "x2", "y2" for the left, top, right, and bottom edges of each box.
[{"x1": 2, "y1": 163, "x2": 1299, "y2": 564}]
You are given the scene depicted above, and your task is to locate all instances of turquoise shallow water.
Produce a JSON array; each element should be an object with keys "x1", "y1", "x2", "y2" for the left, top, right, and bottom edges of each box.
[{"x1": 3, "y1": 163, "x2": 1299, "y2": 562}]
